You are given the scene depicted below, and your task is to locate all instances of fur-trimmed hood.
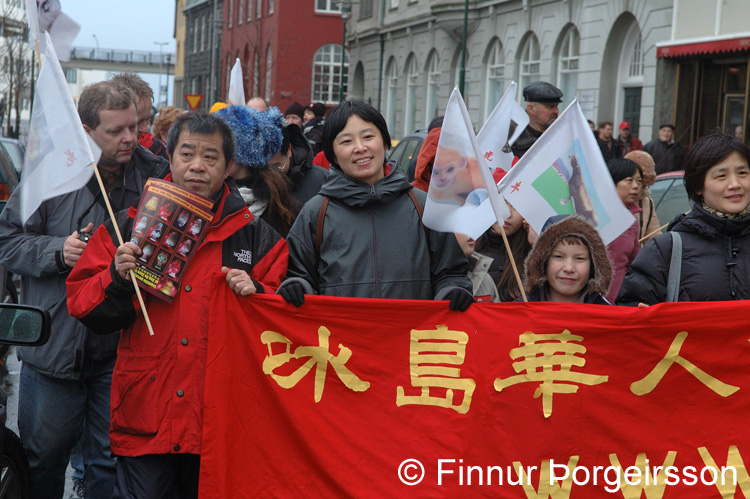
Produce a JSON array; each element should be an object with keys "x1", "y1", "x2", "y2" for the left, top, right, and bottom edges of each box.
[{"x1": 523, "y1": 216, "x2": 613, "y2": 295}]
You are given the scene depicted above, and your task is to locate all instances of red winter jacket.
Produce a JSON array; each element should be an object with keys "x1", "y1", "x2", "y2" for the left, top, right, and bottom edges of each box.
[{"x1": 66, "y1": 178, "x2": 288, "y2": 457}]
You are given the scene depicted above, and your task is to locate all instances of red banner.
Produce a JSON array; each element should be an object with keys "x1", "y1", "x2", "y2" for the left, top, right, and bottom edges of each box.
[{"x1": 200, "y1": 277, "x2": 750, "y2": 498}]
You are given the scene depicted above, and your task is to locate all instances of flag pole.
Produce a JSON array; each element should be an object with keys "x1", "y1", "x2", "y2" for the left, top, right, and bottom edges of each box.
[
  {"x1": 496, "y1": 223, "x2": 527, "y2": 302},
  {"x1": 91, "y1": 162, "x2": 155, "y2": 336}
]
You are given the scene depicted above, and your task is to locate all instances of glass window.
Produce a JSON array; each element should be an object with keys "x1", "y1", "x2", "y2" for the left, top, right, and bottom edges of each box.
[
  {"x1": 311, "y1": 44, "x2": 348, "y2": 104},
  {"x1": 404, "y1": 57, "x2": 418, "y2": 134},
  {"x1": 268, "y1": 0, "x2": 274, "y2": 14},
  {"x1": 557, "y1": 27, "x2": 579, "y2": 112},
  {"x1": 359, "y1": 0, "x2": 373, "y2": 19},
  {"x1": 265, "y1": 45, "x2": 272, "y2": 101},
  {"x1": 385, "y1": 59, "x2": 398, "y2": 132},
  {"x1": 65, "y1": 68, "x2": 77, "y2": 84},
  {"x1": 629, "y1": 34, "x2": 644, "y2": 78},
  {"x1": 519, "y1": 35, "x2": 540, "y2": 95},
  {"x1": 425, "y1": 52, "x2": 440, "y2": 124},
  {"x1": 228, "y1": 0, "x2": 234, "y2": 27},
  {"x1": 239, "y1": 0, "x2": 244, "y2": 23},
  {"x1": 485, "y1": 39, "x2": 504, "y2": 119},
  {"x1": 315, "y1": 0, "x2": 340, "y2": 13}
]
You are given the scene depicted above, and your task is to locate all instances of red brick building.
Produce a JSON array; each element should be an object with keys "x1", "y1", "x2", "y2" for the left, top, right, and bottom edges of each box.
[{"x1": 220, "y1": 0, "x2": 347, "y2": 111}]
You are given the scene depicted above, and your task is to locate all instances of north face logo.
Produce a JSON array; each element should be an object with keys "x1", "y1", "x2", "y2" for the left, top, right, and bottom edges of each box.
[{"x1": 234, "y1": 249, "x2": 252, "y2": 265}]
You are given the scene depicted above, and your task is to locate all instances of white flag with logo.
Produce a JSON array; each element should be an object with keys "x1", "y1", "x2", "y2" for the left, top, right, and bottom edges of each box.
[
  {"x1": 25, "y1": 0, "x2": 80, "y2": 61},
  {"x1": 227, "y1": 58, "x2": 246, "y2": 106},
  {"x1": 498, "y1": 100, "x2": 633, "y2": 244},
  {"x1": 476, "y1": 82, "x2": 529, "y2": 175},
  {"x1": 20, "y1": 32, "x2": 101, "y2": 225},
  {"x1": 423, "y1": 87, "x2": 510, "y2": 239}
]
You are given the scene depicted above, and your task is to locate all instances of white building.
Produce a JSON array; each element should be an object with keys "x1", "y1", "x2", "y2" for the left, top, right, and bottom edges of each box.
[{"x1": 346, "y1": 0, "x2": 673, "y2": 142}]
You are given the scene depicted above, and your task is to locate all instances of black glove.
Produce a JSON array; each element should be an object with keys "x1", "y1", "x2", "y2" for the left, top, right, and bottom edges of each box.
[
  {"x1": 447, "y1": 289, "x2": 474, "y2": 312},
  {"x1": 279, "y1": 281, "x2": 306, "y2": 307}
]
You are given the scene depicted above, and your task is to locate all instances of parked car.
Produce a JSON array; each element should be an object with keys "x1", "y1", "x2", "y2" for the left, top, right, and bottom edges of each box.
[
  {"x1": 386, "y1": 129, "x2": 427, "y2": 182},
  {"x1": 0, "y1": 146, "x2": 18, "y2": 215},
  {"x1": 0, "y1": 139, "x2": 23, "y2": 175},
  {"x1": 649, "y1": 171, "x2": 691, "y2": 228},
  {"x1": 0, "y1": 303, "x2": 51, "y2": 499}
]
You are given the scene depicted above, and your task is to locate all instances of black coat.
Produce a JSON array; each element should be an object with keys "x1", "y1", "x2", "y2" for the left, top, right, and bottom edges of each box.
[{"x1": 616, "y1": 204, "x2": 750, "y2": 305}]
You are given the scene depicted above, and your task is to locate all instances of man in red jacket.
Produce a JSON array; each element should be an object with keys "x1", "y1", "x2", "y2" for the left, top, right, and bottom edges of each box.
[{"x1": 66, "y1": 111, "x2": 288, "y2": 498}]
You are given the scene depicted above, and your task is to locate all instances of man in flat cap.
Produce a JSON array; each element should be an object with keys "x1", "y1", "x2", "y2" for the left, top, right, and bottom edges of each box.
[
  {"x1": 512, "y1": 81, "x2": 563, "y2": 158},
  {"x1": 644, "y1": 123, "x2": 685, "y2": 174}
]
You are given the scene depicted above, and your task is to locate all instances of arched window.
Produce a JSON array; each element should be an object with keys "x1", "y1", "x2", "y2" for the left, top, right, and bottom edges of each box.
[
  {"x1": 484, "y1": 38, "x2": 504, "y2": 119},
  {"x1": 311, "y1": 44, "x2": 349, "y2": 104},
  {"x1": 425, "y1": 51, "x2": 440, "y2": 124},
  {"x1": 404, "y1": 55, "x2": 418, "y2": 134},
  {"x1": 557, "y1": 26, "x2": 580, "y2": 111},
  {"x1": 384, "y1": 58, "x2": 398, "y2": 132},
  {"x1": 519, "y1": 34, "x2": 540, "y2": 95}
]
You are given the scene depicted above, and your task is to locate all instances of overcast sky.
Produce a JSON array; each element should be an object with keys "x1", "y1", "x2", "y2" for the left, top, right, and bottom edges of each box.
[{"x1": 62, "y1": 1, "x2": 178, "y2": 106}]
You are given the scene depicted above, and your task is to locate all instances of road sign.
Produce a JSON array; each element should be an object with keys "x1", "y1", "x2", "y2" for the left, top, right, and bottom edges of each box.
[{"x1": 184, "y1": 94, "x2": 204, "y2": 111}]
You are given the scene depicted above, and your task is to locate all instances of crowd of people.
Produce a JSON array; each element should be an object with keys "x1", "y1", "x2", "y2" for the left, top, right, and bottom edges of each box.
[{"x1": 0, "y1": 71, "x2": 748, "y2": 498}]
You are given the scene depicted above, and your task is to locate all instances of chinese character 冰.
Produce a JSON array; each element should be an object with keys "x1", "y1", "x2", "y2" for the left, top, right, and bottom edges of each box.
[
  {"x1": 494, "y1": 329, "x2": 608, "y2": 418},
  {"x1": 396, "y1": 325, "x2": 476, "y2": 414},
  {"x1": 261, "y1": 326, "x2": 370, "y2": 402}
]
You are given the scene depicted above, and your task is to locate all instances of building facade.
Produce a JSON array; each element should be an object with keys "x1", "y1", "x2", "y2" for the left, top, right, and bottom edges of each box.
[
  {"x1": 173, "y1": 0, "x2": 187, "y2": 108},
  {"x1": 183, "y1": 0, "x2": 224, "y2": 112},
  {"x1": 655, "y1": 0, "x2": 750, "y2": 146},
  {"x1": 219, "y1": 0, "x2": 345, "y2": 111},
  {"x1": 347, "y1": 0, "x2": 674, "y2": 142}
]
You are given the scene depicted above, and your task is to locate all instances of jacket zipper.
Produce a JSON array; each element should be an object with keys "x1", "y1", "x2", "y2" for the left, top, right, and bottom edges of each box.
[{"x1": 370, "y1": 185, "x2": 380, "y2": 298}]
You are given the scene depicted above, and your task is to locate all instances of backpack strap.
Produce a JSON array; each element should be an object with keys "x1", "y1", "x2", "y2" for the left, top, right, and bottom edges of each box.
[
  {"x1": 407, "y1": 189, "x2": 429, "y2": 240},
  {"x1": 315, "y1": 196, "x2": 330, "y2": 264},
  {"x1": 666, "y1": 231, "x2": 682, "y2": 302}
]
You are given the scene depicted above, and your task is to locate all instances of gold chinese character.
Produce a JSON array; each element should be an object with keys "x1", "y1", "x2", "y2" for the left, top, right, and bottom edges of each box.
[
  {"x1": 631, "y1": 331, "x2": 738, "y2": 397},
  {"x1": 396, "y1": 325, "x2": 476, "y2": 414},
  {"x1": 494, "y1": 329, "x2": 608, "y2": 418},
  {"x1": 261, "y1": 326, "x2": 370, "y2": 402}
]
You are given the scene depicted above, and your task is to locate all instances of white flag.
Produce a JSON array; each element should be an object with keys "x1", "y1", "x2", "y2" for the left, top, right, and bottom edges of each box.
[
  {"x1": 25, "y1": 0, "x2": 80, "y2": 61},
  {"x1": 423, "y1": 87, "x2": 510, "y2": 240},
  {"x1": 476, "y1": 82, "x2": 529, "y2": 175},
  {"x1": 20, "y1": 32, "x2": 101, "y2": 225},
  {"x1": 498, "y1": 100, "x2": 633, "y2": 244},
  {"x1": 227, "y1": 58, "x2": 246, "y2": 106}
]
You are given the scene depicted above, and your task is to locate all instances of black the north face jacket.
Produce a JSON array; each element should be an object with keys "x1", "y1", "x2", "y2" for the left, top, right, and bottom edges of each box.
[{"x1": 279, "y1": 163, "x2": 472, "y2": 300}]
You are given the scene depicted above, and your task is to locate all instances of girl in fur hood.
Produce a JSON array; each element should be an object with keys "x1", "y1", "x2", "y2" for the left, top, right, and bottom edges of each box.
[{"x1": 521, "y1": 215, "x2": 614, "y2": 304}]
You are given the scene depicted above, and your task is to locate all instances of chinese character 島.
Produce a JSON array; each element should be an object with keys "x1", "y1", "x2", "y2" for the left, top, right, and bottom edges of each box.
[
  {"x1": 261, "y1": 326, "x2": 370, "y2": 402},
  {"x1": 494, "y1": 329, "x2": 608, "y2": 418},
  {"x1": 396, "y1": 325, "x2": 476, "y2": 414}
]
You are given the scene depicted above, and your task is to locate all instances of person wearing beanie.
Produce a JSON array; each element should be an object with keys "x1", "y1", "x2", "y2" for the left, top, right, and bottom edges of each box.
[
  {"x1": 303, "y1": 102, "x2": 326, "y2": 155},
  {"x1": 268, "y1": 122, "x2": 328, "y2": 206},
  {"x1": 214, "y1": 105, "x2": 297, "y2": 236},
  {"x1": 624, "y1": 150, "x2": 661, "y2": 241},
  {"x1": 644, "y1": 123, "x2": 685, "y2": 174},
  {"x1": 521, "y1": 215, "x2": 613, "y2": 304},
  {"x1": 284, "y1": 102, "x2": 305, "y2": 128}
]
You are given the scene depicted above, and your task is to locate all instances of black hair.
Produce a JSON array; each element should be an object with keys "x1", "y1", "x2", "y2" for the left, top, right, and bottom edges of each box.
[
  {"x1": 683, "y1": 133, "x2": 750, "y2": 204},
  {"x1": 322, "y1": 101, "x2": 391, "y2": 165},
  {"x1": 607, "y1": 158, "x2": 642, "y2": 185},
  {"x1": 167, "y1": 112, "x2": 236, "y2": 165}
]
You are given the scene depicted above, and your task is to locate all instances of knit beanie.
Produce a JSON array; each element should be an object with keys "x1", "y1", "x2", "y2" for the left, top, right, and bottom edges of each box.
[
  {"x1": 284, "y1": 102, "x2": 305, "y2": 120},
  {"x1": 307, "y1": 102, "x2": 326, "y2": 118},
  {"x1": 214, "y1": 105, "x2": 285, "y2": 168}
]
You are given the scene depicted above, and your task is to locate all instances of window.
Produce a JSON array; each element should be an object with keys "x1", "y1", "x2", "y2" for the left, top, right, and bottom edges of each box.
[
  {"x1": 557, "y1": 27, "x2": 579, "y2": 112},
  {"x1": 311, "y1": 44, "x2": 348, "y2": 104},
  {"x1": 65, "y1": 68, "x2": 77, "y2": 84},
  {"x1": 484, "y1": 39, "x2": 504, "y2": 119},
  {"x1": 519, "y1": 35, "x2": 540, "y2": 95},
  {"x1": 201, "y1": 16, "x2": 207, "y2": 51},
  {"x1": 359, "y1": 0, "x2": 373, "y2": 19},
  {"x1": 404, "y1": 56, "x2": 418, "y2": 134},
  {"x1": 268, "y1": 0, "x2": 274, "y2": 14},
  {"x1": 425, "y1": 52, "x2": 440, "y2": 124},
  {"x1": 629, "y1": 34, "x2": 644, "y2": 78},
  {"x1": 384, "y1": 59, "x2": 398, "y2": 132},
  {"x1": 390, "y1": 0, "x2": 398, "y2": 8},
  {"x1": 257, "y1": 0, "x2": 263, "y2": 18},
  {"x1": 192, "y1": 17, "x2": 199, "y2": 53},
  {"x1": 315, "y1": 0, "x2": 341, "y2": 13},
  {"x1": 228, "y1": 0, "x2": 234, "y2": 27},
  {"x1": 238, "y1": 0, "x2": 244, "y2": 23},
  {"x1": 247, "y1": 0, "x2": 253, "y2": 21},
  {"x1": 265, "y1": 45, "x2": 272, "y2": 101},
  {"x1": 253, "y1": 49, "x2": 261, "y2": 96}
]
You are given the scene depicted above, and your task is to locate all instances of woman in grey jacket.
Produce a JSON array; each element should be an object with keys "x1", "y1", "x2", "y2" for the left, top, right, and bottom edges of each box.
[{"x1": 278, "y1": 101, "x2": 473, "y2": 310}]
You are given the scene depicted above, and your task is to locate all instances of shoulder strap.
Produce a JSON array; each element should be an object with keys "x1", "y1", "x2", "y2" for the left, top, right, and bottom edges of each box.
[
  {"x1": 407, "y1": 189, "x2": 429, "y2": 240},
  {"x1": 315, "y1": 196, "x2": 330, "y2": 264},
  {"x1": 666, "y1": 231, "x2": 682, "y2": 302}
]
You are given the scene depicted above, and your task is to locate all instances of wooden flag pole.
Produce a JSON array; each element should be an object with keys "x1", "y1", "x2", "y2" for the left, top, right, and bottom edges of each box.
[
  {"x1": 91, "y1": 162, "x2": 155, "y2": 336},
  {"x1": 638, "y1": 210, "x2": 690, "y2": 243},
  {"x1": 497, "y1": 223, "x2": 528, "y2": 302}
]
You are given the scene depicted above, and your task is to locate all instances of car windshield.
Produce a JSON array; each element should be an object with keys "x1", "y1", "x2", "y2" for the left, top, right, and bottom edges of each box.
[{"x1": 0, "y1": 142, "x2": 22, "y2": 173}]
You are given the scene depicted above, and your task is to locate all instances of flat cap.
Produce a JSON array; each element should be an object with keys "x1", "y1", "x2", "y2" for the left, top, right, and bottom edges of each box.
[
  {"x1": 659, "y1": 123, "x2": 675, "y2": 130},
  {"x1": 523, "y1": 81, "x2": 563, "y2": 104}
]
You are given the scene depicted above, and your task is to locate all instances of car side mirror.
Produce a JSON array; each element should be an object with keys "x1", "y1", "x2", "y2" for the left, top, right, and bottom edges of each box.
[{"x1": 0, "y1": 304, "x2": 50, "y2": 347}]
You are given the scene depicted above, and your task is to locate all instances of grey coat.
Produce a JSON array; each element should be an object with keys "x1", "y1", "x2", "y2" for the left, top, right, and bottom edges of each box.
[
  {"x1": 281, "y1": 164, "x2": 472, "y2": 300},
  {"x1": 0, "y1": 147, "x2": 168, "y2": 378}
]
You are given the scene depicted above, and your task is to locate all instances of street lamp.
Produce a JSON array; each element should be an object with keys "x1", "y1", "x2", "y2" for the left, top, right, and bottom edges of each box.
[
  {"x1": 154, "y1": 41, "x2": 169, "y2": 106},
  {"x1": 338, "y1": 2, "x2": 352, "y2": 103},
  {"x1": 92, "y1": 34, "x2": 99, "y2": 56}
]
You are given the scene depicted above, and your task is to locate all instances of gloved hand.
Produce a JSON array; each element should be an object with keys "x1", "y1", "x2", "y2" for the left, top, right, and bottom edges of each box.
[
  {"x1": 279, "y1": 281, "x2": 306, "y2": 307},
  {"x1": 447, "y1": 289, "x2": 474, "y2": 312}
]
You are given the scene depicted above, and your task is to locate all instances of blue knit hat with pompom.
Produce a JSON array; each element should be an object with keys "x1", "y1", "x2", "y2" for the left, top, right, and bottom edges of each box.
[{"x1": 214, "y1": 105, "x2": 285, "y2": 168}]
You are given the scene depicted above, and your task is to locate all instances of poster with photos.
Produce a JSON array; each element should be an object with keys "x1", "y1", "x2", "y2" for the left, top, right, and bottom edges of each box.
[{"x1": 130, "y1": 178, "x2": 215, "y2": 303}]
